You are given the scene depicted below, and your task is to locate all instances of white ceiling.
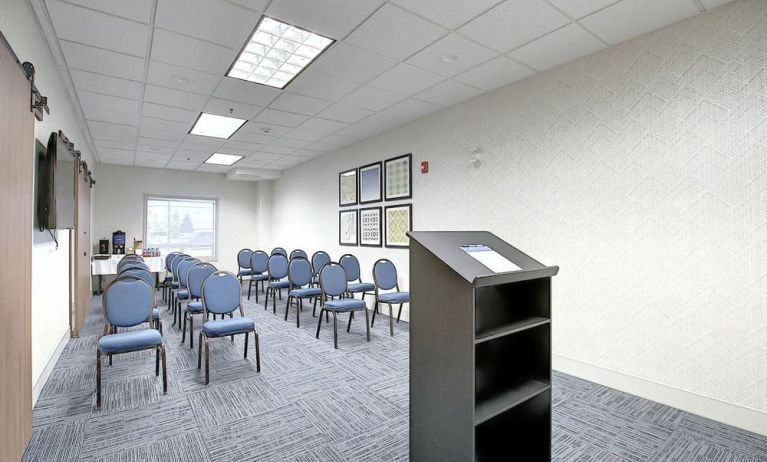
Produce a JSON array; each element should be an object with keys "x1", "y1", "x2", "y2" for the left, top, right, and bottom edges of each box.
[{"x1": 33, "y1": 0, "x2": 732, "y2": 173}]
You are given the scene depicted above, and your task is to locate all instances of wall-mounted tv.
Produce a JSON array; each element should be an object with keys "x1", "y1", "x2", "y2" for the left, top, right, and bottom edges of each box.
[{"x1": 36, "y1": 131, "x2": 75, "y2": 230}]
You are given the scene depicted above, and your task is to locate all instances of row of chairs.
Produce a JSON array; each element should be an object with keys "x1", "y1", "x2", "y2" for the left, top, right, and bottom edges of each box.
[{"x1": 236, "y1": 247, "x2": 409, "y2": 348}]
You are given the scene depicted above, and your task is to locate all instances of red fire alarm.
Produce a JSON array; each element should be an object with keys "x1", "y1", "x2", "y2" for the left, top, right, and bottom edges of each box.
[{"x1": 420, "y1": 161, "x2": 429, "y2": 173}]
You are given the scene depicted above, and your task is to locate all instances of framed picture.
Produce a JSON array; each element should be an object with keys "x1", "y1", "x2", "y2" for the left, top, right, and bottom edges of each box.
[
  {"x1": 384, "y1": 204, "x2": 412, "y2": 248},
  {"x1": 359, "y1": 206, "x2": 382, "y2": 247},
  {"x1": 384, "y1": 153, "x2": 412, "y2": 201},
  {"x1": 339, "y1": 209, "x2": 358, "y2": 246},
  {"x1": 339, "y1": 168, "x2": 357, "y2": 207},
  {"x1": 358, "y1": 161, "x2": 382, "y2": 204}
]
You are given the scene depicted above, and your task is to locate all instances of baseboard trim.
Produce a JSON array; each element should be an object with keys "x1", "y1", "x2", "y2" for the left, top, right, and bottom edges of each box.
[
  {"x1": 553, "y1": 355, "x2": 767, "y2": 437},
  {"x1": 32, "y1": 329, "x2": 70, "y2": 406}
]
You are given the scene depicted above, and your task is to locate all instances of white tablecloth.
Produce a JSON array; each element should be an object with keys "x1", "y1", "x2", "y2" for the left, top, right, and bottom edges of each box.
[{"x1": 91, "y1": 255, "x2": 165, "y2": 276}]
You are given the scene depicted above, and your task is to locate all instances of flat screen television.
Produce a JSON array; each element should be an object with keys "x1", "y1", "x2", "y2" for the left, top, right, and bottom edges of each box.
[{"x1": 36, "y1": 132, "x2": 75, "y2": 230}]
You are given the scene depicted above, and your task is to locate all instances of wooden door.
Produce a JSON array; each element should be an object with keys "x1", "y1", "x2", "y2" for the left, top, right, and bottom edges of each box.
[
  {"x1": 0, "y1": 34, "x2": 34, "y2": 461},
  {"x1": 73, "y1": 161, "x2": 91, "y2": 336}
]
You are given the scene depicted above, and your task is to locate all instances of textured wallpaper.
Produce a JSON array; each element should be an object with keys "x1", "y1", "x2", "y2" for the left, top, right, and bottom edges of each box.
[{"x1": 271, "y1": 0, "x2": 767, "y2": 413}]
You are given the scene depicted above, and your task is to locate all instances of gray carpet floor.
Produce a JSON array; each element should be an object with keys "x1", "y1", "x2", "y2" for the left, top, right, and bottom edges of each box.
[{"x1": 22, "y1": 288, "x2": 767, "y2": 461}]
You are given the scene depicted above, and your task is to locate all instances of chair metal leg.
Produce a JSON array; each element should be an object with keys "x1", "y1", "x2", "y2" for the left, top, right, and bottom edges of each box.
[
  {"x1": 316, "y1": 309, "x2": 324, "y2": 338},
  {"x1": 297, "y1": 299, "x2": 302, "y2": 328},
  {"x1": 254, "y1": 331, "x2": 261, "y2": 372},
  {"x1": 273, "y1": 288, "x2": 278, "y2": 314},
  {"x1": 347, "y1": 311, "x2": 353, "y2": 333},
  {"x1": 255, "y1": 280, "x2": 260, "y2": 303},
  {"x1": 312, "y1": 297, "x2": 318, "y2": 317},
  {"x1": 247, "y1": 279, "x2": 252, "y2": 300},
  {"x1": 284, "y1": 296, "x2": 291, "y2": 321},
  {"x1": 204, "y1": 338, "x2": 210, "y2": 385},
  {"x1": 161, "y1": 344, "x2": 167, "y2": 394},
  {"x1": 372, "y1": 301, "x2": 378, "y2": 327},
  {"x1": 388, "y1": 303, "x2": 394, "y2": 336},
  {"x1": 264, "y1": 288, "x2": 270, "y2": 310},
  {"x1": 197, "y1": 332, "x2": 203, "y2": 369},
  {"x1": 397, "y1": 303, "x2": 403, "y2": 323},
  {"x1": 96, "y1": 351, "x2": 102, "y2": 408},
  {"x1": 332, "y1": 311, "x2": 338, "y2": 349},
  {"x1": 244, "y1": 331, "x2": 249, "y2": 358},
  {"x1": 365, "y1": 308, "x2": 370, "y2": 342},
  {"x1": 189, "y1": 315, "x2": 195, "y2": 349},
  {"x1": 182, "y1": 312, "x2": 187, "y2": 344},
  {"x1": 155, "y1": 346, "x2": 160, "y2": 376}
]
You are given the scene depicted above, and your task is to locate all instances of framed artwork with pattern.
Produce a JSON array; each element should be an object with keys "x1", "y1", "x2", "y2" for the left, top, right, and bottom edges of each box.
[
  {"x1": 359, "y1": 161, "x2": 382, "y2": 204},
  {"x1": 384, "y1": 204, "x2": 411, "y2": 248},
  {"x1": 359, "y1": 206, "x2": 382, "y2": 247},
  {"x1": 339, "y1": 209, "x2": 358, "y2": 246},
  {"x1": 384, "y1": 153, "x2": 412, "y2": 201},
  {"x1": 339, "y1": 168, "x2": 358, "y2": 207}
]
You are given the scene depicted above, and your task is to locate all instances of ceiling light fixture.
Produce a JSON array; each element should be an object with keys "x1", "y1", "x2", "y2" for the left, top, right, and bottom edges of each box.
[
  {"x1": 189, "y1": 112, "x2": 247, "y2": 139},
  {"x1": 204, "y1": 152, "x2": 244, "y2": 166},
  {"x1": 227, "y1": 16, "x2": 335, "y2": 89}
]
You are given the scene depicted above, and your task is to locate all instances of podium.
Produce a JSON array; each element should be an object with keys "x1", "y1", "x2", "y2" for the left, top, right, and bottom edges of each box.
[{"x1": 408, "y1": 231, "x2": 559, "y2": 462}]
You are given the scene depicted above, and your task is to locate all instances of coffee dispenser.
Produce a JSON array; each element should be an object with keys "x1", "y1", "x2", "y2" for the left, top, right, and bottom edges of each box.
[{"x1": 112, "y1": 230, "x2": 126, "y2": 255}]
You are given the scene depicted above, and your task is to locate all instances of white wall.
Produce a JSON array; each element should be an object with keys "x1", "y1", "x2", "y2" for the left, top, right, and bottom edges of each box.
[
  {"x1": 270, "y1": 0, "x2": 767, "y2": 429},
  {"x1": 0, "y1": 0, "x2": 98, "y2": 399},
  {"x1": 93, "y1": 165, "x2": 263, "y2": 275}
]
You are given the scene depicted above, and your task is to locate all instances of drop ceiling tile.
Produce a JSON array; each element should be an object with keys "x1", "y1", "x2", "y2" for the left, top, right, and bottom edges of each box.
[
  {"x1": 286, "y1": 70, "x2": 360, "y2": 101},
  {"x1": 136, "y1": 144, "x2": 176, "y2": 155},
  {"x1": 368, "y1": 63, "x2": 444, "y2": 97},
  {"x1": 83, "y1": 106, "x2": 141, "y2": 126},
  {"x1": 144, "y1": 85, "x2": 208, "y2": 111},
  {"x1": 508, "y1": 24, "x2": 605, "y2": 71},
  {"x1": 340, "y1": 86, "x2": 404, "y2": 111},
  {"x1": 47, "y1": 1, "x2": 149, "y2": 56},
  {"x1": 179, "y1": 135, "x2": 227, "y2": 151},
  {"x1": 267, "y1": 155, "x2": 306, "y2": 168},
  {"x1": 266, "y1": 0, "x2": 383, "y2": 39},
  {"x1": 62, "y1": 0, "x2": 153, "y2": 23},
  {"x1": 98, "y1": 151, "x2": 135, "y2": 166},
  {"x1": 546, "y1": 0, "x2": 617, "y2": 19},
  {"x1": 221, "y1": 140, "x2": 263, "y2": 153},
  {"x1": 155, "y1": 0, "x2": 259, "y2": 48},
  {"x1": 239, "y1": 123, "x2": 292, "y2": 138},
  {"x1": 198, "y1": 164, "x2": 231, "y2": 173},
  {"x1": 391, "y1": 0, "x2": 503, "y2": 29},
  {"x1": 203, "y1": 98, "x2": 262, "y2": 120},
  {"x1": 151, "y1": 29, "x2": 237, "y2": 75},
  {"x1": 700, "y1": 0, "x2": 736, "y2": 8},
  {"x1": 139, "y1": 117, "x2": 189, "y2": 141},
  {"x1": 406, "y1": 33, "x2": 498, "y2": 77},
  {"x1": 70, "y1": 69, "x2": 142, "y2": 100},
  {"x1": 459, "y1": 0, "x2": 569, "y2": 52},
  {"x1": 78, "y1": 90, "x2": 140, "y2": 114},
  {"x1": 213, "y1": 77, "x2": 281, "y2": 106},
  {"x1": 174, "y1": 150, "x2": 212, "y2": 161},
  {"x1": 95, "y1": 139, "x2": 137, "y2": 151},
  {"x1": 141, "y1": 103, "x2": 199, "y2": 124},
  {"x1": 137, "y1": 137, "x2": 180, "y2": 149},
  {"x1": 580, "y1": 0, "x2": 699, "y2": 45},
  {"x1": 98, "y1": 147, "x2": 135, "y2": 159},
  {"x1": 147, "y1": 61, "x2": 222, "y2": 95},
  {"x1": 317, "y1": 103, "x2": 374, "y2": 124},
  {"x1": 454, "y1": 56, "x2": 534, "y2": 91},
  {"x1": 167, "y1": 160, "x2": 202, "y2": 171},
  {"x1": 346, "y1": 4, "x2": 447, "y2": 60},
  {"x1": 291, "y1": 149, "x2": 326, "y2": 158},
  {"x1": 61, "y1": 41, "x2": 145, "y2": 80},
  {"x1": 224, "y1": 0, "x2": 269, "y2": 12},
  {"x1": 230, "y1": 130, "x2": 280, "y2": 144},
  {"x1": 135, "y1": 152, "x2": 172, "y2": 163},
  {"x1": 268, "y1": 93, "x2": 330, "y2": 115},
  {"x1": 312, "y1": 133, "x2": 361, "y2": 150},
  {"x1": 247, "y1": 152, "x2": 284, "y2": 162},
  {"x1": 286, "y1": 118, "x2": 348, "y2": 141},
  {"x1": 311, "y1": 43, "x2": 397, "y2": 84},
  {"x1": 253, "y1": 109, "x2": 309, "y2": 128},
  {"x1": 414, "y1": 79, "x2": 484, "y2": 106},
  {"x1": 338, "y1": 98, "x2": 441, "y2": 138},
  {"x1": 258, "y1": 145, "x2": 296, "y2": 155},
  {"x1": 89, "y1": 120, "x2": 139, "y2": 142},
  {"x1": 268, "y1": 138, "x2": 308, "y2": 149}
]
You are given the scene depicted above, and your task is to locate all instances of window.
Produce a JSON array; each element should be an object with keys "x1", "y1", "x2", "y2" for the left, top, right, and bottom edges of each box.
[{"x1": 144, "y1": 196, "x2": 218, "y2": 259}]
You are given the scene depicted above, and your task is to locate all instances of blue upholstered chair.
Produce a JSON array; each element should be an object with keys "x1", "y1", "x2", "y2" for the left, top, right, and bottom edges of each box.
[
  {"x1": 97, "y1": 276, "x2": 167, "y2": 407},
  {"x1": 118, "y1": 267, "x2": 162, "y2": 335},
  {"x1": 182, "y1": 262, "x2": 217, "y2": 348},
  {"x1": 237, "y1": 248, "x2": 253, "y2": 286},
  {"x1": 316, "y1": 262, "x2": 370, "y2": 349},
  {"x1": 117, "y1": 260, "x2": 149, "y2": 274},
  {"x1": 116, "y1": 254, "x2": 144, "y2": 273},
  {"x1": 168, "y1": 253, "x2": 190, "y2": 313},
  {"x1": 289, "y1": 249, "x2": 308, "y2": 260},
  {"x1": 339, "y1": 254, "x2": 376, "y2": 301},
  {"x1": 161, "y1": 252, "x2": 181, "y2": 301},
  {"x1": 372, "y1": 259, "x2": 409, "y2": 336},
  {"x1": 264, "y1": 254, "x2": 289, "y2": 313},
  {"x1": 271, "y1": 247, "x2": 288, "y2": 257},
  {"x1": 247, "y1": 250, "x2": 269, "y2": 302},
  {"x1": 310, "y1": 251, "x2": 330, "y2": 289},
  {"x1": 198, "y1": 271, "x2": 260, "y2": 384},
  {"x1": 285, "y1": 257, "x2": 321, "y2": 327},
  {"x1": 174, "y1": 257, "x2": 199, "y2": 326}
]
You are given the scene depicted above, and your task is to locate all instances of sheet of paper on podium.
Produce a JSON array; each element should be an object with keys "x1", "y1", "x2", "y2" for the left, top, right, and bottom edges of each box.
[{"x1": 461, "y1": 244, "x2": 522, "y2": 273}]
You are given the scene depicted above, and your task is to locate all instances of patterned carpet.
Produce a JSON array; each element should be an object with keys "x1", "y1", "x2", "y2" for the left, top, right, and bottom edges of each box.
[{"x1": 22, "y1": 288, "x2": 767, "y2": 461}]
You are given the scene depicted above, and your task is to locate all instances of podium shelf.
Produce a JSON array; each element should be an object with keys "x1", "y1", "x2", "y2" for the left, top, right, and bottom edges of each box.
[
  {"x1": 475, "y1": 379, "x2": 550, "y2": 425},
  {"x1": 475, "y1": 316, "x2": 550, "y2": 344}
]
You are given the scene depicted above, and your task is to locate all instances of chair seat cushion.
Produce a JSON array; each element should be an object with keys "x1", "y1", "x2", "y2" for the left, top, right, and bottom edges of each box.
[
  {"x1": 325, "y1": 299, "x2": 366, "y2": 311},
  {"x1": 348, "y1": 282, "x2": 375, "y2": 292},
  {"x1": 290, "y1": 287, "x2": 321, "y2": 298},
  {"x1": 203, "y1": 317, "x2": 255, "y2": 336},
  {"x1": 187, "y1": 301, "x2": 203, "y2": 313},
  {"x1": 164, "y1": 275, "x2": 173, "y2": 282},
  {"x1": 152, "y1": 308, "x2": 160, "y2": 320},
  {"x1": 252, "y1": 274, "x2": 269, "y2": 281},
  {"x1": 238, "y1": 269, "x2": 252, "y2": 276},
  {"x1": 269, "y1": 280, "x2": 290, "y2": 289},
  {"x1": 171, "y1": 282, "x2": 180, "y2": 288},
  {"x1": 177, "y1": 289, "x2": 189, "y2": 300},
  {"x1": 378, "y1": 291, "x2": 409, "y2": 303},
  {"x1": 98, "y1": 330, "x2": 162, "y2": 354}
]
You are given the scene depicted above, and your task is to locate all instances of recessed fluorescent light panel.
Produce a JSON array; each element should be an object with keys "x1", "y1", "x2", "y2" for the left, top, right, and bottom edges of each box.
[
  {"x1": 227, "y1": 16, "x2": 334, "y2": 89},
  {"x1": 190, "y1": 113, "x2": 247, "y2": 139},
  {"x1": 204, "y1": 153, "x2": 244, "y2": 166}
]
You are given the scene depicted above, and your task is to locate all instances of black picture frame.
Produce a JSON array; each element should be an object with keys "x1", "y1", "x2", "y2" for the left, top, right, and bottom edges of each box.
[
  {"x1": 358, "y1": 161, "x2": 382, "y2": 204},
  {"x1": 339, "y1": 209, "x2": 358, "y2": 246},
  {"x1": 338, "y1": 168, "x2": 358, "y2": 207},
  {"x1": 359, "y1": 206, "x2": 382, "y2": 247},
  {"x1": 384, "y1": 153, "x2": 412, "y2": 201},
  {"x1": 384, "y1": 203, "x2": 412, "y2": 249}
]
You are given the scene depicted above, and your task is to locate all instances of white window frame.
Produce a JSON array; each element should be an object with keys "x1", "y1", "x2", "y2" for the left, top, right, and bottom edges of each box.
[{"x1": 143, "y1": 194, "x2": 219, "y2": 261}]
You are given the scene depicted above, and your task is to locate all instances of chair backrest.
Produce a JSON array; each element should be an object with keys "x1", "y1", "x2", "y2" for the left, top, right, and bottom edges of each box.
[
  {"x1": 171, "y1": 254, "x2": 190, "y2": 282},
  {"x1": 103, "y1": 276, "x2": 153, "y2": 328},
  {"x1": 118, "y1": 261, "x2": 150, "y2": 273},
  {"x1": 289, "y1": 249, "x2": 307, "y2": 260},
  {"x1": 271, "y1": 247, "x2": 287, "y2": 257},
  {"x1": 311, "y1": 251, "x2": 330, "y2": 275},
  {"x1": 268, "y1": 254, "x2": 289, "y2": 279},
  {"x1": 373, "y1": 259, "x2": 398, "y2": 291},
  {"x1": 250, "y1": 250, "x2": 268, "y2": 274},
  {"x1": 165, "y1": 251, "x2": 181, "y2": 271},
  {"x1": 116, "y1": 255, "x2": 144, "y2": 272},
  {"x1": 187, "y1": 262, "x2": 217, "y2": 299},
  {"x1": 339, "y1": 254, "x2": 361, "y2": 282},
  {"x1": 201, "y1": 271, "x2": 241, "y2": 315},
  {"x1": 288, "y1": 257, "x2": 312, "y2": 288},
  {"x1": 319, "y1": 262, "x2": 348, "y2": 298},
  {"x1": 118, "y1": 267, "x2": 154, "y2": 289},
  {"x1": 177, "y1": 258, "x2": 199, "y2": 289},
  {"x1": 237, "y1": 248, "x2": 253, "y2": 269}
]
